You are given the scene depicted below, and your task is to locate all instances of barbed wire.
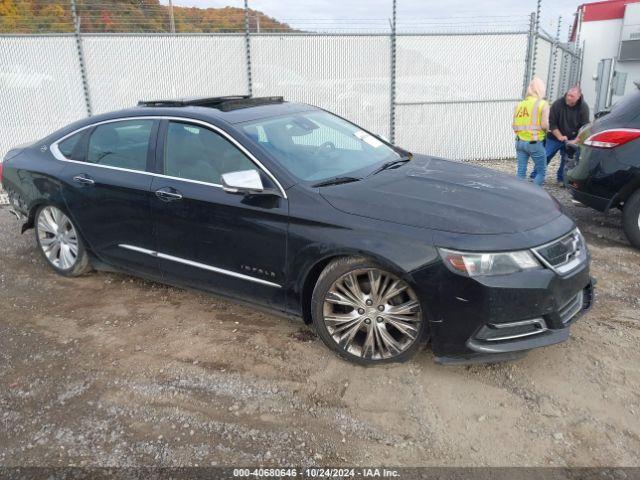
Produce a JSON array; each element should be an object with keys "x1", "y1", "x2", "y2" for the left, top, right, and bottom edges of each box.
[{"x1": 0, "y1": 0, "x2": 535, "y2": 34}]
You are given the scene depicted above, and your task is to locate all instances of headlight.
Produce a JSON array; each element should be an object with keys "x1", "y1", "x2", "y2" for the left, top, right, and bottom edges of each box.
[{"x1": 439, "y1": 248, "x2": 541, "y2": 277}]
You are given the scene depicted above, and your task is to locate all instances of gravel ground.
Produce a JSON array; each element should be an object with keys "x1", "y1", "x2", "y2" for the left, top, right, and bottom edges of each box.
[{"x1": 0, "y1": 158, "x2": 639, "y2": 467}]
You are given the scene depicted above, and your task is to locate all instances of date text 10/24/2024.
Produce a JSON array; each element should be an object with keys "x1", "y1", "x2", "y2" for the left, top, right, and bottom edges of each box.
[{"x1": 233, "y1": 468, "x2": 401, "y2": 478}]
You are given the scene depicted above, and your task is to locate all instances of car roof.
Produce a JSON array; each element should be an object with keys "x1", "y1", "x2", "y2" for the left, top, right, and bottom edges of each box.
[
  {"x1": 138, "y1": 95, "x2": 279, "y2": 109},
  {"x1": 133, "y1": 96, "x2": 317, "y2": 124},
  {"x1": 40, "y1": 96, "x2": 318, "y2": 147}
]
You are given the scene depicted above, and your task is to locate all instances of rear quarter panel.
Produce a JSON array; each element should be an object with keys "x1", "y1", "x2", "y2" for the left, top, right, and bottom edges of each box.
[{"x1": 2, "y1": 146, "x2": 66, "y2": 222}]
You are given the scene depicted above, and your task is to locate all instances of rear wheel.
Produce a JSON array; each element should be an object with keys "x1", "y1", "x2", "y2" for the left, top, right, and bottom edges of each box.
[
  {"x1": 623, "y1": 190, "x2": 640, "y2": 249},
  {"x1": 311, "y1": 257, "x2": 426, "y2": 365},
  {"x1": 35, "y1": 205, "x2": 92, "y2": 276}
]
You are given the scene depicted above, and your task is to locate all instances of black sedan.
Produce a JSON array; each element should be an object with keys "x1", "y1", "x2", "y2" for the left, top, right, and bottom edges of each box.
[
  {"x1": 566, "y1": 89, "x2": 640, "y2": 249},
  {"x1": 1, "y1": 96, "x2": 593, "y2": 365}
]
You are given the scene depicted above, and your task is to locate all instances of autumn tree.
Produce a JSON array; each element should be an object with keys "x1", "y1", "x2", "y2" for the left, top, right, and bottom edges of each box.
[{"x1": 0, "y1": 0, "x2": 293, "y2": 33}]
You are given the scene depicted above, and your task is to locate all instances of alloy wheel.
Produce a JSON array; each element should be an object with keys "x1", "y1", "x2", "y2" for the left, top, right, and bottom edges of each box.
[
  {"x1": 322, "y1": 268, "x2": 422, "y2": 360},
  {"x1": 37, "y1": 206, "x2": 79, "y2": 270}
]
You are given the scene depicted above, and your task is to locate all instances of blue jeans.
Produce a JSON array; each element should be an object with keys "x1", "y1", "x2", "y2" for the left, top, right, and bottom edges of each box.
[
  {"x1": 530, "y1": 136, "x2": 567, "y2": 182},
  {"x1": 516, "y1": 139, "x2": 546, "y2": 186}
]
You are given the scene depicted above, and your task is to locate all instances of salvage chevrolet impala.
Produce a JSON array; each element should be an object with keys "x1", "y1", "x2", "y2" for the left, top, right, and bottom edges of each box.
[{"x1": 1, "y1": 96, "x2": 594, "y2": 364}]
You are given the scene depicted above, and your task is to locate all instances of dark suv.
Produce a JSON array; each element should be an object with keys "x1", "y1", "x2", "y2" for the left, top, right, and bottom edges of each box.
[{"x1": 567, "y1": 90, "x2": 640, "y2": 248}]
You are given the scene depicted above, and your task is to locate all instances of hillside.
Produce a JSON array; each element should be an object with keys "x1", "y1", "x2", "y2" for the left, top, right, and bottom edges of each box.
[{"x1": 0, "y1": 0, "x2": 293, "y2": 33}]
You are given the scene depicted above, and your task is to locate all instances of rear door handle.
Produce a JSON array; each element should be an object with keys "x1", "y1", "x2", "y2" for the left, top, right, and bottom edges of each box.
[
  {"x1": 72, "y1": 174, "x2": 95, "y2": 186},
  {"x1": 155, "y1": 187, "x2": 183, "y2": 202}
]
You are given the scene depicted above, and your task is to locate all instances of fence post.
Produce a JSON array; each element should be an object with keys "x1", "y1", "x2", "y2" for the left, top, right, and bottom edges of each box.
[
  {"x1": 569, "y1": 7, "x2": 583, "y2": 88},
  {"x1": 547, "y1": 16, "x2": 562, "y2": 100},
  {"x1": 558, "y1": 51, "x2": 565, "y2": 96},
  {"x1": 244, "y1": 0, "x2": 253, "y2": 97},
  {"x1": 168, "y1": 0, "x2": 176, "y2": 34},
  {"x1": 522, "y1": 12, "x2": 535, "y2": 96},
  {"x1": 389, "y1": 0, "x2": 397, "y2": 145},
  {"x1": 70, "y1": 0, "x2": 92, "y2": 116},
  {"x1": 558, "y1": 25, "x2": 571, "y2": 94},
  {"x1": 569, "y1": 42, "x2": 578, "y2": 87},
  {"x1": 531, "y1": 0, "x2": 542, "y2": 79},
  {"x1": 577, "y1": 42, "x2": 585, "y2": 87}
]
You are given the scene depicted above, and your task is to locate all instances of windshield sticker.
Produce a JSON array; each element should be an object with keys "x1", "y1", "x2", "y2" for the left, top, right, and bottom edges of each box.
[{"x1": 354, "y1": 130, "x2": 383, "y2": 148}]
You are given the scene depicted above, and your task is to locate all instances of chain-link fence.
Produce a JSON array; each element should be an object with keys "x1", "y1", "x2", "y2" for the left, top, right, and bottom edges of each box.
[
  {"x1": 82, "y1": 34, "x2": 248, "y2": 113},
  {"x1": 252, "y1": 34, "x2": 392, "y2": 140},
  {"x1": 535, "y1": 30, "x2": 583, "y2": 104},
  {"x1": 1, "y1": 34, "x2": 87, "y2": 159},
  {"x1": 0, "y1": 1, "x2": 583, "y2": 168},
  {"x1": 395, "y1": 32, "x2": 529, "y2": 160}
]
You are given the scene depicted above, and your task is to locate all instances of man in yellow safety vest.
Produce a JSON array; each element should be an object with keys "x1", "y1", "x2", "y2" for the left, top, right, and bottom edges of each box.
[{"x1": 513, "y1": 77, "x2": 550, "y2": 186}]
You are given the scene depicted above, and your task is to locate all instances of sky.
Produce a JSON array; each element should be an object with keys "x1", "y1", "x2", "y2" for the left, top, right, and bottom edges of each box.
[{"x1": 165, "y1": 0, "x2": 584, "y2": 34}]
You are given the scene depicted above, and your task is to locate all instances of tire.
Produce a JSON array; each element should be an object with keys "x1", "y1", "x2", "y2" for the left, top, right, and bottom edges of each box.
[
  {"x1": 622, "y1": 189, "x2": 640, "y2": 249},
  {"x1": 311, "y1": 256, "x2": 427, "y2": 365},
  {"x1": 35, "y1": 205, "x2": 92, "y2": 277}
]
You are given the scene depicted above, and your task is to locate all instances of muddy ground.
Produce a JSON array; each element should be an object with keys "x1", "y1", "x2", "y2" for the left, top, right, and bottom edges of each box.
[{"x1": 0, "y1": 159, "x2": 639, "y2": 468}]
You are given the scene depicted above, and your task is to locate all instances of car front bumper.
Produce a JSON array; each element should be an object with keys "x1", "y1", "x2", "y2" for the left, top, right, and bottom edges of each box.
[
  {"x1": 411, "y1": 259, "x2": 593, "y2": 364},
  {"x1": 464, "y1": 280, "x2": 593, "y2": 352}
]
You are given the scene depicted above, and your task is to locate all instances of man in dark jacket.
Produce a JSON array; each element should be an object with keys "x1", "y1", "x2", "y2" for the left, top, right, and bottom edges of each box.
[{"x1": 531, "y1": 86, "x2": 590, "y2": 184}]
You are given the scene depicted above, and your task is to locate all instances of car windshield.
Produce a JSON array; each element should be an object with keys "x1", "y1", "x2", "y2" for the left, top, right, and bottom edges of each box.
[{"x1": 241, "y1": 110, "x2": 400, "y2": 182}]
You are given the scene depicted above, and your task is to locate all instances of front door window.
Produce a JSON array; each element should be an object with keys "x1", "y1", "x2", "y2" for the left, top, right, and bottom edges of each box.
[{"x1": 164, "y1": 121, "x2": 257, "y2": 184}]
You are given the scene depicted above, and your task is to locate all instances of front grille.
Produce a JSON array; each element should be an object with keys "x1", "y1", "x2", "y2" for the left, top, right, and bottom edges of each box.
[{"x1": 532, "y1": 229, "x2": 587, "y2": 275}]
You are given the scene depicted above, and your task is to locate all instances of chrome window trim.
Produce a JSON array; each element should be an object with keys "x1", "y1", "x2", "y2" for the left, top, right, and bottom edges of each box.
[
  {"x1": 49, "y1": 115, "x2": 287, "y2": 198},
  {"x1": 49, "y1": 153, "x2": 166, "y2": 179},
  {"x1": 153, "y1": 173, "x2": 224, "y2": 188},
  {"x1": 119, "y1": 244, "x2": 281, "y2": 289},
  {"x1": 50, "y1": 154, "x2": 225, "y2": 188}
]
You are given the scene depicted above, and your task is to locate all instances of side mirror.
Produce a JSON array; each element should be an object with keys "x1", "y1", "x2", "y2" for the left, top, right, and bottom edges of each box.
[{"x1": 221, "y1": 169, "x2": 264, "y2": 194}]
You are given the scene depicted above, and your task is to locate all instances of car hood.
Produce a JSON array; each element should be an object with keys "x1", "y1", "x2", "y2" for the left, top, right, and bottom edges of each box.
[{"x1": 319, "y1": 155, "x2": 562, "y2": 235}]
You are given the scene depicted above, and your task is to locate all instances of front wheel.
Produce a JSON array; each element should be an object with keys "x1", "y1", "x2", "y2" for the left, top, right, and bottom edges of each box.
[
  {"x1": 311, "y1": 257, "x2": 426, "y2": 365},
  {"x1": 622, "y1": 189, "x2": 640, "y2": 249},
  {"x1": 35, "y1": 205, "x2": 92, "y2": 277}
]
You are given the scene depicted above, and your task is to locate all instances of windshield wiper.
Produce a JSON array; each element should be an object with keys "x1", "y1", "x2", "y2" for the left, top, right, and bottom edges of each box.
[
  {"x1": 368, "y1": 156, "x2": 412, "y2": 177},
  {"x1": 312, "y1": 176, "x2": 362, "y2": 188}
]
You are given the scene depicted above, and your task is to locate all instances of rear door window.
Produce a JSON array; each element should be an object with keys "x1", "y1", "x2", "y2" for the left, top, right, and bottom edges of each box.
[{"x1": 87, "y1": 120, "x2": 154, "y2": 171}]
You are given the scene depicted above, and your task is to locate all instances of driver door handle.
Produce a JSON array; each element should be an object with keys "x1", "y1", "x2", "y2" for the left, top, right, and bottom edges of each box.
[
  {"x1": 72, "y1": 174, "x2": 95, "y2": 186},
  {"x1": 155, "y1": 187, "x2": 183, "y2": 202}
]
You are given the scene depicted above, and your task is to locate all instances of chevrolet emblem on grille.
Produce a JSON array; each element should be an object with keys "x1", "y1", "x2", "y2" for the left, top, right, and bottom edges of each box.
[{"x1": 532, "y1": 229, "x2": 587, "y2": 276}]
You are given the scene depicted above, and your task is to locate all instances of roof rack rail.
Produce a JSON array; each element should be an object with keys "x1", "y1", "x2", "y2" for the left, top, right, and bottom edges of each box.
[{"x1": 137, "y1": 96, "x2": 284, "y2": 111}]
